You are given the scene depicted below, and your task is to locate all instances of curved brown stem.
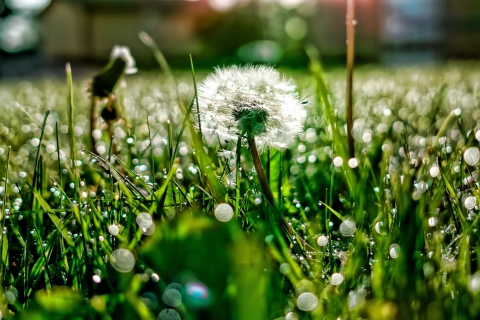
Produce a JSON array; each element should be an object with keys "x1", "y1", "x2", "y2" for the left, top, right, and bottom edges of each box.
[{"x1": 248, "y1": 136, "x2": 314, "y2": 251}]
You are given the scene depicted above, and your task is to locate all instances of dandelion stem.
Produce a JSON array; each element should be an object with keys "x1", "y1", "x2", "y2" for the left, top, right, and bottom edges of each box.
[
  {"x1": 248, "y1": 137, "x2": 313, "y2": 252},
  {"x1": 248, "y1": 136, "x2": 277, "y2": 211},
  {"x1": 235, "y1": 135, "x2": 242, "y2": 218},
  {"x1": 346, "y1": 0, "x2": 356, "y2": 158}
]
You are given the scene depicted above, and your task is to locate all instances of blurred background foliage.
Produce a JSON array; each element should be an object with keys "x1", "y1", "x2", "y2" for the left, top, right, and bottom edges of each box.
[{"x1": 0, "y1": 0, "x2": 479, "y2": 77}]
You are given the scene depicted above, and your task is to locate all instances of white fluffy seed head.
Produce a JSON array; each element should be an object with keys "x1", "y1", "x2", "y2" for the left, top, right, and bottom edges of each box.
[
  {"x1": 195, "y1": 65, "x2": 307, "y2": 151},
  {"x1": 110, "y1": 45, "x2": 137, "y2": 75}
]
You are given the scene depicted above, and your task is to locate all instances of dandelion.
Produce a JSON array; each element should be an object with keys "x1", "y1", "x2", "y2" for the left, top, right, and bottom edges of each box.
[
  {"x1": 110, "y1": 46, "x2": 137, "y2": 75},
  {"x1": 196, "y1": 65, "x2": 309, "y2": 251},
  {"x1": 195, "y1": 65, "x2": 307, "y2": 150},
  {"x1": 88, "y1": 45, "x2": 137, "y2": 155}
]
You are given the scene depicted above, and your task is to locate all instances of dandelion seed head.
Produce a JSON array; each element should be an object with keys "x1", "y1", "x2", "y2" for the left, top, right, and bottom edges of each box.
[
  {"x1": 110, "y1": 46, "x2": 137, "y2": 75},
  {"x1": 196, "y1": 65, "x2": 307, "y2": 150}
]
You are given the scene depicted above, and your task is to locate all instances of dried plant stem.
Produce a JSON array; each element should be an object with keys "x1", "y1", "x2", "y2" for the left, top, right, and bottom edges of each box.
[
  {"x1": 346, "y1": 0, "x2": 356, "y2": 158},
  {"x1": 90, "y1": 95, "x2": 98, "y2": 155}
]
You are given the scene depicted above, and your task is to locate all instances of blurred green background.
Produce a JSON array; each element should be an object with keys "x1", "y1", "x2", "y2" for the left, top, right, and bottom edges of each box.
[{"x1": 0, "y1": 0, "x2": 480, "y2": 76}]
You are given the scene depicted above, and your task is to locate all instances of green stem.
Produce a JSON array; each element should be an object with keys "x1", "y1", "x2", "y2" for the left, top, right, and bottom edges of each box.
[
  {"x1": 235, "y1": 135, "x2": 242, "y2": 218},
  {"x1": 90, "y1": 95, "x2": 98, "y2": 155}
]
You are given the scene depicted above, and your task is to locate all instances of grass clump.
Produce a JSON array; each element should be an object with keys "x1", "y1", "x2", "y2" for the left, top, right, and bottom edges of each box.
[{"x1": 1, "y1": 61, "x2": 480, "y2": 319}]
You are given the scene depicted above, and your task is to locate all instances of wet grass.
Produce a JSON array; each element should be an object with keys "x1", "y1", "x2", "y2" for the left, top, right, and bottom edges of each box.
[{"x1": 1, "y1": 61, "x2": 480, "y2": 319}]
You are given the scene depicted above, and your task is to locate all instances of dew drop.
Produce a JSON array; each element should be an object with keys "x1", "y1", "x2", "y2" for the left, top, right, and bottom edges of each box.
[
  {"x1": 389, "y1": 244, "x2": 401, "y2": 259},
  {"x1": 374, "y1": 221, "x2": 385, "y2": 235},
  {"x1": 295, "y1": 279, "x2": 316, "y2": 295},
  {"x1": 330, "y1": 273, "x2": 344, "y2": 286},
  {"x1": 429, "y1": 165, "x2": 440, "y2": 178},
  {"x1": 110, "y1": 249, "x2": 135, "y2": 273},
  {"x1": 214, "y1": 203, "x2": 234, "y2": 222},
  {"x1": 296, "y1": 292, "x2": 318, "y2": 311},
  {"x1": 162, "y1": 288, "x2": 182, "y2": 307},
  {"x1": 339, "y1": 219, "x2": 356, "y2": 237},
  {"x1": 465, "y1": 196, "x2": 477, "y2": 210},
  {"x1": 464, "y1": 147, "x2": 480, "y2": 166},
  {"x1": 93, "y1": 275, "x2": 101, "y2": 283},
  {"x1": 157, "y1": 308, "x2": 181, "y2": 320},
  {"x1": 136, "y1": 212, "x2": 153, "y2": 228},
  {"x1": 468, "y1": 272, "x2": 480, "y2": 294},
  {"x1": 348, "y1": 158, "x2": 359, "y2": 168},
  {"x1": 108, "y1": 224, "x2": 119, "y2": 236},
  {"x1": 333, "y1": 156, "x2": 344, "y2": 167},
  {"x1": 316, "y1": 235, "x2": 328, "y2": 246},
  {"x1": 279, "y1": 263, "x2": 292, "y2": 275},
  {"x1": 285, "y1": 312, "x2": 298, "y2": 320}
]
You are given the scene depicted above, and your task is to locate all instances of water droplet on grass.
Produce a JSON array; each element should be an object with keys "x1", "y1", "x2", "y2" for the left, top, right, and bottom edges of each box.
[
  {"x1": 333, "y1": 156, "x2": 344, "y2": 167},
  {"x1": 279, "y1": 263, "x2": 291, "y2": 274},
  {"x1": 285, "y1": 312, "x2": 298, "y2": 320},
  {"x1": 339, "y1": 219, "x2": 356, "y2": 237},
  {"x1": 464, "y1": 147, "x2": 480, "y2": 166},
  {"x1": 4, "y1": 291, "x2": 15, "y2": 304},
  {"x1": 110, "y1": 249, "x2": 135, "y2": 273},
  {"x1": 331, "y1": 273, "x2": 344, "y2": 286},
  {"x1": 295, "y1": 279, "x2": 316, "y2": 295},
  {"x1": 465, "y1": 196, "x2": 477, "y2": 210},
  {"x1": 142, "y1": 223, "x2": 156, "y2": 235},
  {"x1": 429, "y1": 165, "x2": 440, "y2": 178},
  {"x1": 296, "y1": 292, "x2": 318, "y2": 311},
  {"x1": 136, "y1": 212, "x2": 153, "y2": 228},
  {"x1": 162, "y1": 288, "x2": 182, "y2": 307},
  {"x1": 468, "y1": 272, "x2": 480, "y2": 294},
  {"x1": 265, "y1": 235, "x2": 274, "y2": 243},
  {"x1": 214, "y1": 203, "x2": 234, "y2": 222},
  {"x1": 348, "y1": 158, "x2": 359, "y2": 168},
  {"x1": 389, "y1": 244, "x2": 401, "y2": 259},
  {"x1": 316, "y1": 235, "x2": 328, "y2": 246},
  {"x1": 157, "y1": 308, "x2": 181, "y2": 320},
  {"x1": 428, "y1": 217, "x2": 438, "y2": 227},
  {"x1": 108, "y1": 224, "x2": 119, "y2": 235}
]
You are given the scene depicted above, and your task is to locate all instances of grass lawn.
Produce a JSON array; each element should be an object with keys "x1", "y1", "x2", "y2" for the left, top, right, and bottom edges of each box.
[{"x1": 1, "y1": 60, "x2": 480, "y2": 319}]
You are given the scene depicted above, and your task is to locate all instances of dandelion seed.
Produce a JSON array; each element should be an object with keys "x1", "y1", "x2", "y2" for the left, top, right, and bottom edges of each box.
[{"x1": 195, "y1": 65, "x2": 307, "y2": 150}]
